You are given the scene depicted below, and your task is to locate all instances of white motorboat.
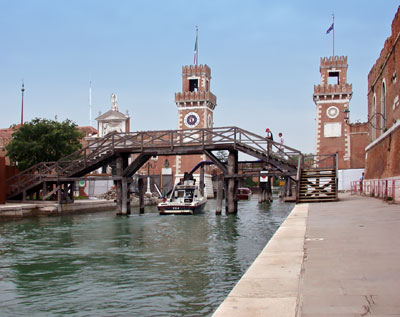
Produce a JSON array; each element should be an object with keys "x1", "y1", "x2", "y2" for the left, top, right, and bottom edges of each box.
[{"x1": 158, "y1": 179, "x2": 207, "y2": 215}]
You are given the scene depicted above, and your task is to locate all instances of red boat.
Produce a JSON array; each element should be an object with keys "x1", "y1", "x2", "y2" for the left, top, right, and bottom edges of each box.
[{"x1": 237, "y1": 187, "x2": 252, "y2": 200}]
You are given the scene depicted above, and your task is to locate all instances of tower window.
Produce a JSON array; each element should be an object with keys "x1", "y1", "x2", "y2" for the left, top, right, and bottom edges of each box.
[
  {"x1": 328, "y1": 71, "x2": 339, "y2": 85},
  {"x1": 189, "y1": 79, "x2": 199, "y2": 92}
]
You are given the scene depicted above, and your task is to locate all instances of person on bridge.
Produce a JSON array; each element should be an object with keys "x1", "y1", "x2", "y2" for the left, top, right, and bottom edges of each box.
[
  {"x1": 278, "y1": 132, "x2": 284, "y2": 155},
  {"x1": 265, "y1": 128, "x2": 273, "y2": 153}
]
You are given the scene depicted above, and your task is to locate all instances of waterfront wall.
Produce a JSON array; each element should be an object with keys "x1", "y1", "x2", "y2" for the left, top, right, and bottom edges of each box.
[
  {"x1": 213, "y1": 203, "x2": 309, "y2": 316},
  {"x1": 0, "y1": 200, "x2": 116, "y2": 220}
]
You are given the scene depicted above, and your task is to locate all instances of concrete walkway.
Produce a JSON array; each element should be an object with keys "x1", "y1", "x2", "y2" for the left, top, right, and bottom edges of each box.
[
  {"x1": 213, "y1": 193, "x2": 400, "y2": 316},
  {"x1": 299, "y1": 193, "x2": 400, "y2": 316}
]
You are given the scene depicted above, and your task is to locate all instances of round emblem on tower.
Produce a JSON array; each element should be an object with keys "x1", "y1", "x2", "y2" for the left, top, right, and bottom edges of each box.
[
  {"x1": 184, "y1": 112, "x2": 200, "y2": 128},
  {"x1": 207, "y1": 114, "x2": 213, "y2": 128},
  {"x1": 326, "y1": 106, "x2": 339, "y2": 119}
]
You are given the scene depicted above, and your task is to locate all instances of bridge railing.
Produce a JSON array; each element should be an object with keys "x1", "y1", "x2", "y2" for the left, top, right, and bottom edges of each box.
[
  {"x1": 301, "y1": 153, "x2": 337, "y2": 170},
  {"x1": 6, "y1": 161, "x2": 58, "y2": 197},
  {"x1": 232, "y1": 127, "x2": 301, "y2": 165}
]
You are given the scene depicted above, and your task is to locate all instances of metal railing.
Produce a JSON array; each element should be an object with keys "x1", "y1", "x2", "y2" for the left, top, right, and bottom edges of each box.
[{"x1": 362, "y1": 178, "x2": 400, "y2": 203}]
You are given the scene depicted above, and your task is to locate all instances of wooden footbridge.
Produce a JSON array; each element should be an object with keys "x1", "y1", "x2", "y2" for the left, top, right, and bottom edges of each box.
[{"x1": 6, "y1": 126, "x2": 338, "y2": 213}]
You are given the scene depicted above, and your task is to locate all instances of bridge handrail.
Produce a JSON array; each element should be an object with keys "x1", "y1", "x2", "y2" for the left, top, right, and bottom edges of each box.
[
  {"x1": 6, "y1": 161, "x2": 58, "y2": 196},
  {"x1": 301, "y1": 153, "x2": 337, "y2": 170}
]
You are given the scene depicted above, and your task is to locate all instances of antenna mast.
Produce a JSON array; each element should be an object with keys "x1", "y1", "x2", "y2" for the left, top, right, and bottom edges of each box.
[{"x1": 89, "y1": 80, "x2": 92, "y2": 127}]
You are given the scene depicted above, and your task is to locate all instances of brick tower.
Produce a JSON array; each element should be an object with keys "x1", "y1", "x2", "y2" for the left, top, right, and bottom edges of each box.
[
  {"x1": 174, "y1": 64, "x2": 217, "y2": 197},
  {"x1": 313, "y1": 56, "x2": 353, "y2": 169}
]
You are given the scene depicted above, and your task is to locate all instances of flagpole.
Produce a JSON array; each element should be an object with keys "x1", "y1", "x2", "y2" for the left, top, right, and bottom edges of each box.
[
  {"x1": 196, "y1": 26, "x2": 198, "y2": 65},
  {"x1": 332, "y1": 14, "x2": 335, "y2": 57},
  {"x1": 194, "y1": 26, "x2": 199, "y2": 66},
  {"x1": 21, "y1": 80, "x2": 25, "y2": 126}
]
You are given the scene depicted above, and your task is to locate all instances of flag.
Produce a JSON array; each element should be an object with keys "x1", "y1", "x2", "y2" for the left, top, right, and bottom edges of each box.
[
  {"x1": 194, "y1": 27, "x2": 198, "y2": 65},
  {"x1": 326, "y1": 23, "x2": 334, "y2": 34}
]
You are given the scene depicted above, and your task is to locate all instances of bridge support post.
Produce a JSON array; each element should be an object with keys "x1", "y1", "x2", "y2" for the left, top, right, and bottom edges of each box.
[
  {"x1": 200, "y1": 165, "x2": 205, "y2": 196},
  {"x1": 258, "y1": 182, "x2": 264, "y2": 203},
  {"x1": 116, "y1": 154, "x2": 130, "y2": 215},
  {"x1": 266, "y1": 177, "x2": 272, "y2": 202},
  {"x1": 42, "y1": 182, "x2": 48, "y2": 201},
  {"x1": 116, "y1": 156, "x2": 123, "y2": 214},
  {"x1": 226, "y1": 150, "x2": 238, "y2": 214},
  {"x1": 139, "y1": 177, "x2": 145, "y2": 214},
  {"x1": 122, "y1": 177, "x2": 128, "y2": 215},
  {"x1": 216, "y1": 174, "x2": 223, "y2": 215}
]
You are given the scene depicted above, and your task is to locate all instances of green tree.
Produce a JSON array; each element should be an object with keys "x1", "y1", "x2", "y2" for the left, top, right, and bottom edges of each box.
[{"x1": 6, "y1": 118, "x2": 84, "y2": 170}]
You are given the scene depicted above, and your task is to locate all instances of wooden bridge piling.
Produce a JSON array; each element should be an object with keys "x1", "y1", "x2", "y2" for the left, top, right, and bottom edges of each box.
[
  {"x1": 116, "y1": 154, "x2": 130, "y2": 215},
  {"x1": 216, "y1": 175, "x2": 223, "y2": 215},
  {"x1": 138, "y1": 177, "x2": 145, "y2": 214},
  {"x1": 226, "y1": 150, "x2": 238, "y2": 214},
  {"x1": 200, "y1": 165, "x2": 205, "y2": 196}
]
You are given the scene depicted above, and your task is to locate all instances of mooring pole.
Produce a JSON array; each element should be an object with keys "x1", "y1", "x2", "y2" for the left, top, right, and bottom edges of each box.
[{"x1": 216, "y1": 174, "x2": 223, "y2": 215}]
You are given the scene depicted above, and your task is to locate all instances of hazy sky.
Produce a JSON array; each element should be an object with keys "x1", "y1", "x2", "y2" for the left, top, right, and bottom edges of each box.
[{"x1": 1, "y1": 1, "x2": 399, "y2": 153}]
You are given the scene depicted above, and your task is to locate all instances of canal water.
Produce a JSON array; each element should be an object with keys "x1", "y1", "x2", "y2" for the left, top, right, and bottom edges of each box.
[{"x1": 0, "y1": 199, "x2": 294, "y2": 316}]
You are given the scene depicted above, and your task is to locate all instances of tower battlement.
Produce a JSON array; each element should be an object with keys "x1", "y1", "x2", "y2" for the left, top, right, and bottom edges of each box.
[
  {"x1": 175, "y1": 91, "x2": 217, "y2": 106},
  {"x1": 314, "y1": 83, "x2": 353, "y2": 95},
  {"x1": 182, "y1": 64, "x2": 211, "y2": 78},
  {"x1": 320, "y1": 56, "x2": 348, "y2": 68}
]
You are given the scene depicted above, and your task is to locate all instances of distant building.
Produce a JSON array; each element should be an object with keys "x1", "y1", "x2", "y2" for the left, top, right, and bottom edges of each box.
[
  {"x1": 363, "y1": 6, "x2": 400, "y2": 200},
  {"x1": 77, "y1": 126, "x2": 98, "y2": 148},
  {"x1": 313, "y1": 56, "x2": 369, "y2": 190},
  {"x1": 95, "y1": 93, "x2": 130, "y2": 137},
  {"x1": 0, "y1": 126, "x2": 19, "y2": 165}
]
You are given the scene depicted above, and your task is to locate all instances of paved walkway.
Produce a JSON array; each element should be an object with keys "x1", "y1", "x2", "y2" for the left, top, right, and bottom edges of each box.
[
  {"x1": 213, "y1": 193, "x2": 400, "y2": 316},
  {"x1": 299, "y1": 193, "x2": 400, "y2": 316}
]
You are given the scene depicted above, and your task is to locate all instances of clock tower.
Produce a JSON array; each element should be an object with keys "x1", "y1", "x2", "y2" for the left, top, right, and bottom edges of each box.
[
  {"x1": 313, "y1": 56, "x2": 353, "y2": 169},
  {"x1": 174, "y1": 64, "x2": 217, "y2": 196}
]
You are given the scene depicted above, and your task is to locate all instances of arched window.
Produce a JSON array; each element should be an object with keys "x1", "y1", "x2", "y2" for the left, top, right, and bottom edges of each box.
[
  {"x1": 372, "y1": 94, "x2": 377, "y2": 140},
  {"x1": 381, "y1": 81, "x2": 386, "y2": 131}
]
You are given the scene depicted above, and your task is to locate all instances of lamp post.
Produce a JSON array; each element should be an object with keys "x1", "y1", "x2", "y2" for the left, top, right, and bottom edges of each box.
[
  {"x1": 343, "y1": 109, "x2": 386, "y2": 130},
  {"x1": 343, "y1": 108, "x2": 350, "y2": 123}
]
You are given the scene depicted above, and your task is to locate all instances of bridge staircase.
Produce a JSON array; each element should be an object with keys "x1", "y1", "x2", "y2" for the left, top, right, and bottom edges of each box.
[
  {"x1": 6, "y1": 127, "x2": 302, "y2": 202},
  {"x1": 297, "y1": 154, "x2": 338, "y2": 203}
]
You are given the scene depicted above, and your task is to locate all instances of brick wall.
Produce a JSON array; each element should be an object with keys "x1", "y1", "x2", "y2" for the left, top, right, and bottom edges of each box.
[
  {"x1": 365, "y1": 5, "x2": 400, "y2": 180},
  {"x1": 349, "y1": 123, "x2": 369, "y2": 168},
  {"x1": 365, "y1": 126, "x2": 400, "y2": 179}
]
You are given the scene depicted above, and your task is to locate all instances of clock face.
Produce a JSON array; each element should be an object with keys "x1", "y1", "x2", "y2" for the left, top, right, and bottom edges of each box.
[
  {"x1": 208, "y1": 114, "x2": 213, "y2": 128},
  {"x1": 184, "y1": 112, "x2": 200, "y2": 128},
  {"x1": 327, "y1": 106, "x2": 339, "y2": 119}
]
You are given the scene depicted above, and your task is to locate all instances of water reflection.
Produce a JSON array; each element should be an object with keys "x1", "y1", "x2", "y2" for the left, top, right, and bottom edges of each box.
[{"x1": 0, "y1": 199, "x2": 294, "y2": 316}]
